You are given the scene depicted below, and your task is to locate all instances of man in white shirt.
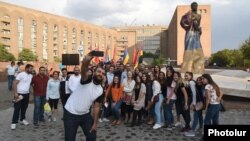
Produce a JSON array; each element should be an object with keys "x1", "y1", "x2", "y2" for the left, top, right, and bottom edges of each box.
[
  {"x1": 11, "y1": 64, "x2": 33, "y2": 130},
  {"x1": 106, "y1": 65, "x2": 114, "y2": 85},
  {"x1": 6, "y1": 61, "x2": 16, "y2": 91},
  {"x1": 64, "y1": 54, "x2": 105, "y2": 141},
  {"x1": 68, "y1": 67, "x2": 81, "y2": 93}
]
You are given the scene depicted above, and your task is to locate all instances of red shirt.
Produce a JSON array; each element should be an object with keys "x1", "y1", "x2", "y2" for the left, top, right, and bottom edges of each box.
[{"x1": 31, "y1": 74, "x2": 49, "y2": 96}]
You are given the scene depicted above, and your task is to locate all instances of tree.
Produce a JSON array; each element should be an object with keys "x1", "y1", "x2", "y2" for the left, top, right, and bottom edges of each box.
[
  {"x1": 153, "y1": 55, "x2": 166, "y2": 67},
  {"x1": 18, "y1": 48, "x2": 37, "y2": 61},
  {"x1": 142, "y1": 51, "x2": 157, "y2": 58},
  {"x1": 209, "y1": 49, "x2": 234, "y2": 67},
  {"x1": 0, "y1": 44, "x2": 16, "y2": 61},
  {"x1": 240, "y1": 36, "x2": 250, "y2": 60}
]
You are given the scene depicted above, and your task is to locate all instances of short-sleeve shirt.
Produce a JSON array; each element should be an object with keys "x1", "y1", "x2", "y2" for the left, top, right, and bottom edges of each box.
[
  {"x1": 16, "y1": 72, "x2": 33, "y2": 94},
  {"x1": 205, "y1": 84, "x2": 219, "y2": 104},
  {"x1": 65, "y1": 77, "x2": 104, "y2": 115},
  {"x1": 6, "y1": 65, "x2": 16, "y2": 75},
  {"x1": 167, "y1": 81, "x2": 176, "y2": 100}
]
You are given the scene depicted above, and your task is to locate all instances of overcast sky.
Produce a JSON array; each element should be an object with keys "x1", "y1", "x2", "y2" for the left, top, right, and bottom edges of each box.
[{"x1": 1, "y1": 0, "x2": 250, "y2": 52}]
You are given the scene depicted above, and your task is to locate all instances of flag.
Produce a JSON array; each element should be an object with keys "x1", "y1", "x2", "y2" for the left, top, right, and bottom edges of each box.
[
  {"x1": 134, "y1": 49, "x2": 142, "y2": 69},
  {"x1": 123, "y1": 45, "x2": 129, "y2": 65},
  {"x1": 133, "y1": 44, "x2": 143, "y2": 69},
  {"x1": 104, "y1": 45, "x2": 109, "y2": 63},
  {"x1": 132, "y1": 47, "x2": 137, "y2": 64}
]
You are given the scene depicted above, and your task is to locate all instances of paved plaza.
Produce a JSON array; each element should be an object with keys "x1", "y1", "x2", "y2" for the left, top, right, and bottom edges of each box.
[{"x1": 0, "y1": 78, "x2": 250, "y2": 141}]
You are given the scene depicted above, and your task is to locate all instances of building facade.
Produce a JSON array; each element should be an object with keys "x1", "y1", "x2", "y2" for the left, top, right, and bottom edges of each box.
[
  {"x1": 115, "y1": 26, "x2": 168, "y2": 55},
  {"x1": 0, "y1": 1, "x2": 118, "y2": 62}
]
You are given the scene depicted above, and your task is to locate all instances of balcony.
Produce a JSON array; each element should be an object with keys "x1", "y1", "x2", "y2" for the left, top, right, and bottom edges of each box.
[
  {"x1": 1, "y1": 17, "x2": 10, "y2": 23},
  {"x1": 2, "y1": 25, "x2": 10, "y2": 30}
]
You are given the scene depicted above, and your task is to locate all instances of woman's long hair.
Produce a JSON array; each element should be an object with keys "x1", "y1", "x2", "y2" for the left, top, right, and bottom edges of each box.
[
  {"x1": 202, "y1": 74, "x2": 220, "y2": 97},
  {"x1": 174, "y1": 72, "x2": 187, "y2": 91},
  {"x1": 166, "y1": 66, "x2": 175, "y2": 87},
  {"x1": 112, "y1": 75, "x2": 121, "y2": 88},
  {"x1": 158, "y1": 71, "x2": 166, "y2": 86}
]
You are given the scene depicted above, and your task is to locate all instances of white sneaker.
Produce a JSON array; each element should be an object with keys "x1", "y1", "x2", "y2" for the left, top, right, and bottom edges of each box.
[
  {"x1": 166, "y1": 127, "x2": 173, "y2": 131},
  {"x1": 11, "y1": 124, "x2": 16, "y2": 130},
  {"x1": 102, "y1": 118, "x2": 110, "y2": 122},
  {"x1": 185, "y1": 130, "x2": 195, "y2": 137},
  {"x1": 98, "y1": 118, "x2": 103, "y2": 123},
  {"x1": 21, "y1": 120, "x2": 29, "y2": 125},
  {"x1": 174, "y1": 122, "x2": 181, "y2": 127},
  {"x1": 53, "y1": 117, "x2": 56, "y2": 122},
  {"x1": 153, "y1": 124, "x2": 162, "y2": 129}
]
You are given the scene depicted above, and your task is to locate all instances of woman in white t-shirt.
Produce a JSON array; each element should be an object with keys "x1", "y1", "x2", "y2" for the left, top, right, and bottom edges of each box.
[{"x1": 202, "y1": 74, "x2": 223, "y2": 125}]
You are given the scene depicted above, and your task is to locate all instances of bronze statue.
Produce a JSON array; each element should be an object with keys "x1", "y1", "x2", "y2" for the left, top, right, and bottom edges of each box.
[{"x1": 180, "y1": 2, "x2": 204, "y2": 74}]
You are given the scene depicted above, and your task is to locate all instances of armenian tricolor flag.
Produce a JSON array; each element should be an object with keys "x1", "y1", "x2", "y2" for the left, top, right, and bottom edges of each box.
[{"x1": 123, "y1": 45, "x2": 129, "y2": 65}]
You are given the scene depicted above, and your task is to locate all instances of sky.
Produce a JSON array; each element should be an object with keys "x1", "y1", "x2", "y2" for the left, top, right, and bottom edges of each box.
[{"x1": 1, "y1": 0, "x2": 250, "y2": 53}]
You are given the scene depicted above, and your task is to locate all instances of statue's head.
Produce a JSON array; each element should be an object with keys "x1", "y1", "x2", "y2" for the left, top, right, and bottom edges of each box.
[{"x1": 191, "y1": 2, "x2": 198, "y2": 12}]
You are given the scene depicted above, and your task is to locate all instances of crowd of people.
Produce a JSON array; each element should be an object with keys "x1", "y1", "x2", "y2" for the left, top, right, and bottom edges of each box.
[{"x1": 6, "y1": 54, "x2": 224, "y2": 141}]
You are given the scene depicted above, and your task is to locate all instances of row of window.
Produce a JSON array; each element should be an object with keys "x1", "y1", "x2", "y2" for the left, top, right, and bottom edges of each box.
[{"x1": 1, "y1": 16, "x2": 113, "y2": 60}]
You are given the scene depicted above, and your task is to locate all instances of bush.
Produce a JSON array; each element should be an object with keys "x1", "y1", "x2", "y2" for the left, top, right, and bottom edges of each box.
[
  {"x1": 18, "y1": 48, "x2": 37, "y2": 61},
  {"x1": 0, "y1": 44, "x2": 16, "y2": 61}
]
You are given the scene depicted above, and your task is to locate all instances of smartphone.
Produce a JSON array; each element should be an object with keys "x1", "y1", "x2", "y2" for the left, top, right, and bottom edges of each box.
[{"x1": 89, "y1": 51, "x2": 104, "y2": 57}]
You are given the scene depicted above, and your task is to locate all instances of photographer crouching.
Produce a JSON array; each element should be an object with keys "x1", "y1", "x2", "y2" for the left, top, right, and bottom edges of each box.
[{"x1": 64, "y1": 53, "x2": 105, "y2": 141}]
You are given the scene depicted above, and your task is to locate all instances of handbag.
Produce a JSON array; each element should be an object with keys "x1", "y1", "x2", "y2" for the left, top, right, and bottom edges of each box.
[
  {"x1": 220, "y1": 99, "x2": 226, "y2": 112},
  {"x1": 153, "y1": 94, "x2": 159, "y2": 102},
  {"x1": 195, "y1": 101, "x2": 203, "y2": 111}
]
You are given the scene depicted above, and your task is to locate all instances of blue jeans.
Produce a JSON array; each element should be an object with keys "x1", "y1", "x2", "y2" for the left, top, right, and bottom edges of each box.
[
  {"x1": 12, "y1": 94, "x2": 30, "y2": 123},
  {"x1": 7, "y1": 75, "x2": 15, "y2": 91},
  {"x1": 63, "y1": 109, "x2": 96, "y2": 141},
  {"x1": 165, "y1": 99, "x2": 175, "y2": 127},
  {"x1": 204, "y1": 104, "x2": 221, "y2": 125},
  {"x1": 192, "y1": 109, "x2": 203, "y2": 130},
  {"x1": 154, "y1": 94, "x2": 163, "y2": 124},
  {"x1": 112, "y1": 100, "x2": 122, "y2": 120},
  {"x1": 33, "y1": 96, "x2": 46, "y2": 123},
  {"x1": 100, "y1": 105, "x2": 108, "y2": 119}
]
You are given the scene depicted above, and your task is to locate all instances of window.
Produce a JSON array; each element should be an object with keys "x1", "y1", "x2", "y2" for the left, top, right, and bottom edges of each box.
[
  {"x1": 42, "y1": 23, "x2": 48, "y2": 60},
  {"x1": 72, "y1": 28, "x2": 77, "y2": 53},
  {"x1": 53, "y1": 25, "x2": 58, "y2": 56},
  {"x1": 17, "y1": 17, "x2": 24, "y2": 52},
  {"x1": 87, "y1": 32, "x2": 92, "y2": 50},
  {"x1": 102, "y1": 34, "x2": 105, "y2": 50},
  {"x1": 31, "y1": 20, "x2": 37, "y2": 54},
  {"x1": 95, "y1": 33, "x2": 98, "y2": 50},
  {"x1": 63, "y1": 26, "x2": 68, "y2": 53}
]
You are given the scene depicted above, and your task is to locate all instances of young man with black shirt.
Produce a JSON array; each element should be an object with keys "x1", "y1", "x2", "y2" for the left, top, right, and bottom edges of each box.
[{"x1": 64, "y1": 54, "x2": 105, "y2": 141}]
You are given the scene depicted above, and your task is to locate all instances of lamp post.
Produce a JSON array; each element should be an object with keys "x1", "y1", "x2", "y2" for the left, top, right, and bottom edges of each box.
[{"x1": 78, "y1": 45, "x2": 84, "y2": 60}]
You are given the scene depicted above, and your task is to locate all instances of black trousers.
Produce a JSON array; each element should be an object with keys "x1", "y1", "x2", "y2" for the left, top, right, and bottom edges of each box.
[
  {"x1": 12, "y1": 93, "x2": 30, "y2": 123},
  {"x1": 64, "y1": 109, "x2": 96, "y2": 141},
  {"x1": 132, "y1": 109, "x2": 143, "y2": 124}
]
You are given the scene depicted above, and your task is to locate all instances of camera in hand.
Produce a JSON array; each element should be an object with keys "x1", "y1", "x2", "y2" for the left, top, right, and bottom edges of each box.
[{"x1": 89, "y1": 51, "x2": 104, "y2": 57}]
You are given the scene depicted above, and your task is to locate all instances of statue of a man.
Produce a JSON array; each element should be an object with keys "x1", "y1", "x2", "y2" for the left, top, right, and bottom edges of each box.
[{"x1": 180, "y1": 2, "x2": 204, "y2": 74}]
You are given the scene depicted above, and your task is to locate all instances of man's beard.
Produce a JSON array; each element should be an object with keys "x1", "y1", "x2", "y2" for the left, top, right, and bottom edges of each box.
[{"x1": 93, "y1": 75, "x2": 102, "y2": 85}]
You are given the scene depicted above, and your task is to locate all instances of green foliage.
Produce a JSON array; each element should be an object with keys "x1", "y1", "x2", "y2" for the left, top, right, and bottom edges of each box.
[
  {"x1": 18, "y1": 48, "x2": 37, "y2": 61},
  {"x1": 240, "y1": 36, "x2": 250, "y2": 60},
  {"x1": 142, "y1": 51, "x2": 157, "y2": 58},
  {"x1": 54, "y1": 56, "x2": 61, "y2": 63},
  {"x1": 0, "y1": 44, "x2": 16, "y2": 61},
  {"x1": 153, "y1": 55, "x2": 166, "y2": 67}
]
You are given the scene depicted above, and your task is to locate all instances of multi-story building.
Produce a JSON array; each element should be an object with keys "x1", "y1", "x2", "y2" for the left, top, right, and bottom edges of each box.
[
  {"x1": 0, "y1": 1, "x2": 211, "y2": 66},
  {"x1": 0, "y1": 1, "x2": 118, "y2": 62},
  {"x1": 115, "y1": 25, "x2": 167, "y2": 55}
]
